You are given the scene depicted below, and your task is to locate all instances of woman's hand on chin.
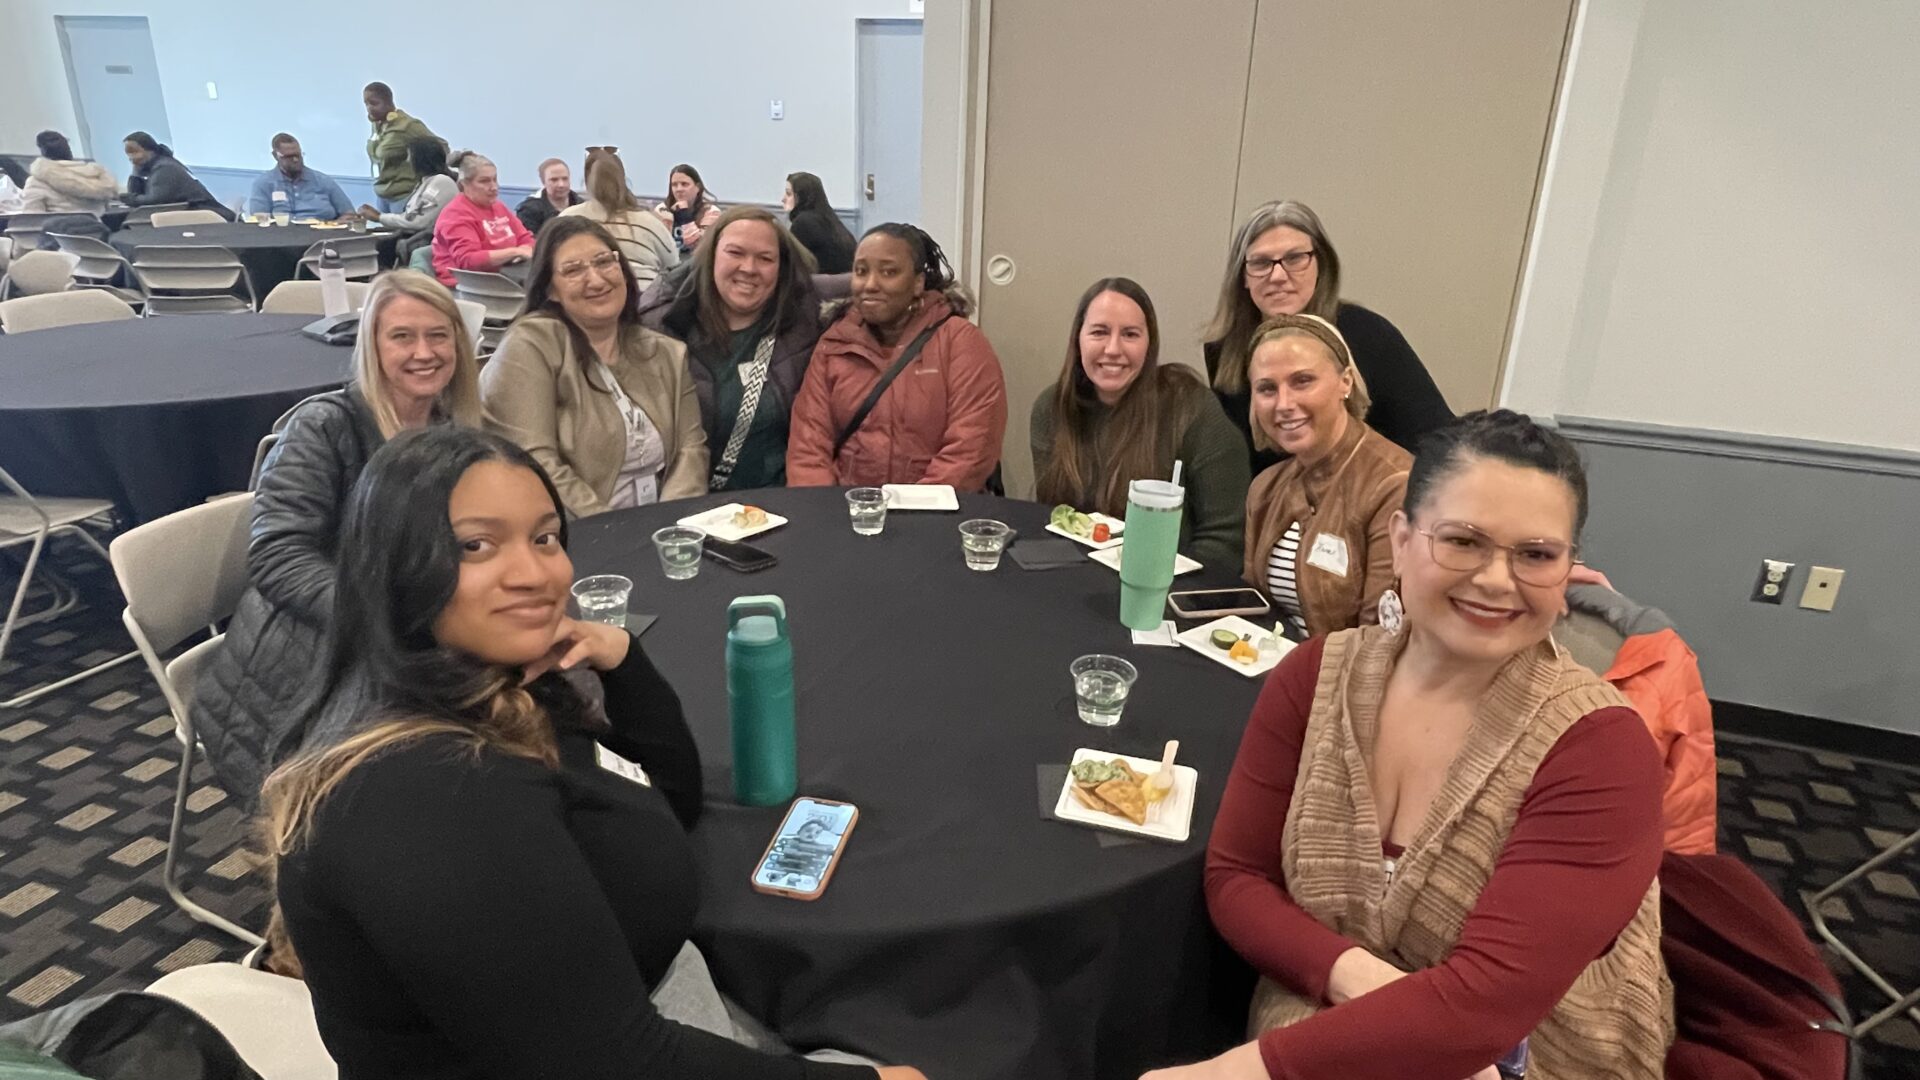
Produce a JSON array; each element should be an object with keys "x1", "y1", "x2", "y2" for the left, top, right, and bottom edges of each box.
[
  {"x1": 1140, "y1": 1042, "x2": 1266, "y2": 1079},
  {"x1": 521, "y1": 617, "x2": 630, "y2": 683}
]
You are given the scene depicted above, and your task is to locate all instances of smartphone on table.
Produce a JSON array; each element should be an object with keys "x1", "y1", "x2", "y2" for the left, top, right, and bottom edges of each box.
[
  {"x1": 751, "y1": 797, "x2": 858, "y2": 901},
  {"x1": 705, "y1": 537, "x2": 778, "y2": 573},
  {"x1": 1166, "y1": 587, "x2": 1272, "y2": 619}
]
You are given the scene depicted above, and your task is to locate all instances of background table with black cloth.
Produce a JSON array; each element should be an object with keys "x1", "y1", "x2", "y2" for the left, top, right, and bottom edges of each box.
[
  {"x1": 0, "y1": 207, "x2": 132, "y2": 233},
  {"x1": 0, "y1": 314, "x2": 352, "y2": 522},
  {"x1": 570, "y1": 488, "x2": 1264, "y2": 1080},
  {"x1": 108, "y1": 222, "x2": 399, "y2": 297}
]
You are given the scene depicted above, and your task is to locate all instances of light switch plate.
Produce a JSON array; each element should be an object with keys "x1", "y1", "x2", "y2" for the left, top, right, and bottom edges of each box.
[
  {"x1": 1799, "y1": 566, "x2": 1844, "y2": 612},
  {"x1": 769, "y1": 99, "x2": 784, "y2": 120}
]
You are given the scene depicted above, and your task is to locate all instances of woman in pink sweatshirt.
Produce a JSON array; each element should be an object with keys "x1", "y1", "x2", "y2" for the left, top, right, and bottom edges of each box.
[{"x1": 431, "y1": 152, "x2": 534, "y2": 286}]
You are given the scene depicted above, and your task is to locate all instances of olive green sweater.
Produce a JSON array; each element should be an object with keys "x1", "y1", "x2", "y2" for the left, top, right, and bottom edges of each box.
[{"x1": 1029, "y1": 379, "x2": 1251, "y2": 570}]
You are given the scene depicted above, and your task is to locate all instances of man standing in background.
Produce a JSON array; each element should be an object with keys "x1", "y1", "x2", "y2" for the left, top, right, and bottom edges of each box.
[{"x1": 364, "y1": 82, "x2": 441, "y2": 213}]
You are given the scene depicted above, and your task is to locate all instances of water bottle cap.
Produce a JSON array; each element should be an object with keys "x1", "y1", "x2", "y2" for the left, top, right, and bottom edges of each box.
[
  {"x1": 1128, "y1": 479, "x2": 1184, "y2": 509},
  {"x1": 732, "y1": 614, "x2": 781, "y2": 645}
]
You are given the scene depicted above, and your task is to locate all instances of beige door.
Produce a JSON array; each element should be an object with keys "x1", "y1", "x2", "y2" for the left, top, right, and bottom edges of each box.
[
  {"x1": 973, "y1": 0, "x2": 1260, "y2": 497},
  {"x1": 1235, "y1": 0, "x2": 1574, "y2": 411}
]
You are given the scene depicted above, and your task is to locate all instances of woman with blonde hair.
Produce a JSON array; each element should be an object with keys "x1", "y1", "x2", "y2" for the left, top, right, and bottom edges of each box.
[
  {"x1": 1204, "y1": 200, "x2": 1451, "y2": 473},
  {"x1": 191, "y1": 269, "x2": 483, "y2": 801},
  {"x1": 561, "y1": 147, "x2": 678, "y2": 288}
]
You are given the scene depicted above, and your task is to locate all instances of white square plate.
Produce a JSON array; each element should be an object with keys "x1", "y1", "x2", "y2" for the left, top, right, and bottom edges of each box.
[
  {"x1": 1053, "y1": 748, "x2": 1198, "y2": 843},
  {"x1": 1045, "y1": 511, "x2": 1126, "y2": 549},
  {"x1": 1175, "y1": 615, "x2": 1295, "y2": 678},
  {"x1": 881, "y1": 484, "x2": 958, "y2": 511},
  {"x1": 1087, "y1": 546, "x2": 1202, "y2": 577},
  {"x1": 674, "y1": 502, "x2": 789, "y2": 543}
]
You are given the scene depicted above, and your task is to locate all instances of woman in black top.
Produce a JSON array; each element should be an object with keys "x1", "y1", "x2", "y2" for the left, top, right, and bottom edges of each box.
[
  {"x1": 1202, "y1": 200, "x2": 1452, "y2": 473},
  {"x1": 263, "y1": 427, "x2": 923, "y2": 1080},
  {"x1": 656, "y1": 162, "x2": 722, "y2": 254},
  {"x1": 783, "y1": 171, "x2": 855, "y2": 273},
  {"x1": 121, "y1": 131, "x2": 231, "y2": 216}
]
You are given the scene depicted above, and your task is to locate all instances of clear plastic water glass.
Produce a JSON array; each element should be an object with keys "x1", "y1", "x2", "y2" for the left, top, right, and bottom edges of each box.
[
  {"x1": 846, "y1": 487, "x2": 887, "y2": 536},
  {"x1": 1070, "y1": 654, "x2": 1137, "y2": 727},
  {"x1": 571, "y1": 575, "x2": 633, "y2": 628},
  {"x1": 958, "y1": 519, "x2": 1012, "y2": 571},
  {"x1": 652, "y1": 525, "x2": 706, "y2": 580},
  {"x1": 271, "y1": 209, "x2": 291, "y2": 226}
]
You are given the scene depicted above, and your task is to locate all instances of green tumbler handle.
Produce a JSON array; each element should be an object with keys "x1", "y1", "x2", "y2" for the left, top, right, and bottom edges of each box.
[{"x1": 728, "y1": 594, "x2": 787, "y2": 635}]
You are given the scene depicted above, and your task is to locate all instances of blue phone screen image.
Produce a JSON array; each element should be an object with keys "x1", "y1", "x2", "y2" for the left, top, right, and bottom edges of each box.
[{"x1": 755, "y1": 800, "x2": 855, "y2": 893}]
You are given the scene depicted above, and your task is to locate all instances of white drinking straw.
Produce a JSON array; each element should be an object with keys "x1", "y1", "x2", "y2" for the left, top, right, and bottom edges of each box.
[{"x1": 1170, "y1": 459, "x2": 1184, "y2": 488}]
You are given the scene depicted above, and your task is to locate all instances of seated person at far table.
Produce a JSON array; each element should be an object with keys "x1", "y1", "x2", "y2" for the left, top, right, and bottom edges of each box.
[
  {"x1": 246, "y1": 133, "x2": 357, "y2": 222},
  {"x1": 262, "y1": 426, "x2": 928, "y2": 1080},
  {"x1": 516, "y1": 156, "x2": 585, "y2": 236},
  {"x1": 1031, "y1": 276, "x2": 1248, "y2": 569},
  {"x1": 1148, "y1": 409, "x2": 1672, "y2": 1080},
  {"x1": 431, "y1": 151, "x2": 535, "y2": 287}
]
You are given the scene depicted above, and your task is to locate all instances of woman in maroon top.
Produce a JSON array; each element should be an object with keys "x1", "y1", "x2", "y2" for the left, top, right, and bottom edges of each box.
[{"x1": 1149, "y1": 410, "x2": 1670, "y2": 1080}]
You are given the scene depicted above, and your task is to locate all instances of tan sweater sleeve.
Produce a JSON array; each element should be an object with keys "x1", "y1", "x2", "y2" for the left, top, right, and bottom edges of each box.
[{"x1": 480, "y1": 323, "x2": 610, "y2": 518}]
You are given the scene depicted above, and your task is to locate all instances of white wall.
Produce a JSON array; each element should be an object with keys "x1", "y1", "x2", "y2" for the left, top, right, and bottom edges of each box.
[
  {"x1": 0, "y1": 0, "x2": 920, "y2": 206},
  {"x1": 1503, "y1": 0, "x2": 1920, "y2": 451}
]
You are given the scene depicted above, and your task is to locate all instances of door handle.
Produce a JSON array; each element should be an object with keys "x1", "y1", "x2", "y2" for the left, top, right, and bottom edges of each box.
[{"x1": 864, "y1": 173, "x2": 876, "y2": 201}]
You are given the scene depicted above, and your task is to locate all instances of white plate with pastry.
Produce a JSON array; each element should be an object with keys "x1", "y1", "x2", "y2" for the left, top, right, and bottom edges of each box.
[{"x1": 675, "y1": 502, "x2": 788, "y2": 543}]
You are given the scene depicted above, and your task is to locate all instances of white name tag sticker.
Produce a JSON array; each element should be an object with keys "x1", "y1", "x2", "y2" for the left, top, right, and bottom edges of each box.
[
  {"x1": 270, "y1": 190, "x2": 288, "y2": 203},
  {"x1": 1306, "y1": 533, "x2": 1350, "y2": 578},
  {"x1": 595, "y1": 743, "x2": 651, "y2": 787}
]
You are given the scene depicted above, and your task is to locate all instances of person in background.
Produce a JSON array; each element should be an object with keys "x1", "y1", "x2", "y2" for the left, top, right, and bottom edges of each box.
[
  {"x1": 787, "y1": 224, "x2": 1007, "y2": 491},
  {"x1": 1240, "y1": 314, "x2": 1410, "y2": 639},
  {"x1": 516, "y1": 157, "x2": 585, "y2": 236},
  {"x1": 431, "y1": 152, "x2": 535, "y2": 287},
  {"x1": 1158, "y1": 409, "x2": 1671, "y2": 1080},
  {"x1": 363, "y1": 81, "x2": 440, "y2": 214},
  {"x1": 21, "y1": 130, "x2": 115, "y2": 215},
  {"x1": 262, "y1": 425, "x2": 926, "y2": 1080},
  {"x1": 1032, "y1": 277, "x2": 1248, "y2": 569},
  {"x1": 246, "y1": 133, "x2": 357, "y2": 222},
  {"x1": 481, "y1": 217, "x2": 708, "y2": 516},
  {"x1": 655, "y1": 163, "x2": 722, "y2": 255},
  {"x1": 639, "y1": 206, "x2": 837, "y2": 491},
  {"x1": 362, "y1": 139, "x2": 458, "y2": 271},
  {"x1": 1204, "y1": 200, "x2": 1452, "y2": 473},
  {"x1": 0, "y1": 158, "x2": 28, "y2": 213},
  {"x1": 189, "y1": 271, "x2": 483, "y2": 802},
  {"x1": 561, "y1": 148, "x2": 677, "y2": 288},
  {"x1": 782, "y1": 171, "x2": 855, "y2": 274},
  {"x1": 121, "y1": 131, "x2": 230, "y2": 217}
]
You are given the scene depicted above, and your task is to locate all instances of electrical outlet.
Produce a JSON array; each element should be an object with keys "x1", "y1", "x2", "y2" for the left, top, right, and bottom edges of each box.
[
  {"x1": 1799, "y1": 566, "x2": 1845, "y2": 612},
  {"x1": 769, "y1": 99, "x2": 784, "y2": 121},
  {"x1": 1751, "y1": 559, "x2": 1793, "y2": 604}
]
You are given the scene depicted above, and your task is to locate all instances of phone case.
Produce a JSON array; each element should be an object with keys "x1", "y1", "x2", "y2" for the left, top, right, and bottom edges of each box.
[
  {"x1": 1167, "y1": 589, "x2": 1271, "y2": 619},
  {"x1": 750, "y1": 798, "x2": 859, "y2": 901}
]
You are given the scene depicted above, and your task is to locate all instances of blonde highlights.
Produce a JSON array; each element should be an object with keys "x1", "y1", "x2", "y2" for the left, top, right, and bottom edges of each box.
[
  {"x1": 1245, "y1": 313, "x2": 1370, "y2": 453},
  {"x1": 350, "y1": 269, "x2": 483, "y2": 438}
]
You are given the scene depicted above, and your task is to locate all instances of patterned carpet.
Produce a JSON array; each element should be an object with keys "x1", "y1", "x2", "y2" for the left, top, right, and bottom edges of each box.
[{"x1": 1, "y1": 541, "x2": 1916, "y2": 1077}]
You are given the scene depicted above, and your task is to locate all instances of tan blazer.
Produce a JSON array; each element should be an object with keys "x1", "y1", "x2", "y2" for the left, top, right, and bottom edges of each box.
[
  {"x1": 481, "y1": 315, "x2": 709, "y2": 517},
  {"x1": 1241, "y1": 419, "x2": 1410, "y2": 637}
]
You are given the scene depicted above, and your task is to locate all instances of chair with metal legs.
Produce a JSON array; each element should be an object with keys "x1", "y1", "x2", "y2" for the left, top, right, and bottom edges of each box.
[
  {"x1": 0, "y1": 465, "x2": 138, "y2": 710},
  {"x1": 1809, "y1": 828, "x2": 1920, "y2": 1037}
]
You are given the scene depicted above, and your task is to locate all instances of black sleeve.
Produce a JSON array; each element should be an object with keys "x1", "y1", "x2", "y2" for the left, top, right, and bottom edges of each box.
[
  {"x1": 596, "y1": 638, "x2": 705, "y2": 830},
  {"x1": 787, "y1": 214, "x2": 833, "y2": 267},
  {"x1": 247, "y1": 399, "x2": 357, "y2": 628},
  {"x1": 1337, "y1": 303, "x2": 1454, "y2": 452},
  {"x1": 312, "y1": 747, "x2": 875, "y2": 1080},
  {"x1": 143, "y1": 160, "x2": 202, "y2": 207}
]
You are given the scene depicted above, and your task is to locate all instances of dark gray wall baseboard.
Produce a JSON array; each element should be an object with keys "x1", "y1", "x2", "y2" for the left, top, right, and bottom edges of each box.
[{"x1": 1557, "y1": 415, "x2": 1920, "y2": 736}]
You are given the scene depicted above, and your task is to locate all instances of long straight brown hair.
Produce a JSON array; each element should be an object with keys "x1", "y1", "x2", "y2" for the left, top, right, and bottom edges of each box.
[{"x1": 1035, "y1": 278, "x2": 1202, "y2": 517}]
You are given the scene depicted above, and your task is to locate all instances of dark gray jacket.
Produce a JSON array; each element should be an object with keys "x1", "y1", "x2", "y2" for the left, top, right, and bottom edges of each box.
[
  {"x1": 124, "y1": 152, "x2": 231, "y2": 215},
  {"x1": 190, "y1": 390, "x2": 381, "y2": 801}
]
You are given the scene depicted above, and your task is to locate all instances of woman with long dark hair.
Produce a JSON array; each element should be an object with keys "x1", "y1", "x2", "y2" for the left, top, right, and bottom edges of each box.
[
  {"x1": 786, "y1": 223, "x2": 1007, "y2": 491},
  {"x1": 264, "y1": 426, "x2": 924, "y2": 1080},
  {"x1": 655, "y1": 162, "x2": 722, "y2": 254},
  {"x1": 1032, "y1": 277, "x2": 1248, "y2": 567},
  {"x1": 121, "y1": 131, "x2": 228, "y2": 215},
  {"x1": 481, "y1": 216, "x2": 708, "y2": 516},
  {"x1": 783, "y1": 171, "x2": 855, "y2": 273}
]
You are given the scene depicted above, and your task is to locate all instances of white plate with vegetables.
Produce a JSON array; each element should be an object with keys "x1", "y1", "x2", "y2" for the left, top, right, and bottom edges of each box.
[
  {"x1": 1045, "y1": 505, "x2": 1126, "y2": 549},
  {"x1": 1175, "y1": 615, "x2": 1294, "y2": 678}
]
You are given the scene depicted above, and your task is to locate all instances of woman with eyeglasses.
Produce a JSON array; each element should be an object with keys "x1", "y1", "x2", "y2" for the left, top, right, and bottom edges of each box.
[
  {"x1": 1153, "y1": 409, "x2": 1671, "y2": 1080},
  {"x1": 1204, "y1": 201, "x2": 1453, "y2": 475},
  {"x1": 481, "y1": 217, "x2": 708, "y2": 517}
]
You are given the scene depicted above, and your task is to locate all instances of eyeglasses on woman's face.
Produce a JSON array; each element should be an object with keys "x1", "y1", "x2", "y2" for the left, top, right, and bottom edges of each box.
[
  {"x1": 1244, "y1": 249, "x2": 1315, "y2": 280},
  {"x1": 1415, "y1": 519, "x2": 1578, "y2": 587},
  {"x1": 556, "y1": 250, "x2": 624, "y2": 283}
]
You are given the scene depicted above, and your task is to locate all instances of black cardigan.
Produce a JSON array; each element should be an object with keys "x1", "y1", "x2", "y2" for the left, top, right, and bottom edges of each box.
[{"x1": 788, "y1": 209, "x2": 855, "y2": 274}]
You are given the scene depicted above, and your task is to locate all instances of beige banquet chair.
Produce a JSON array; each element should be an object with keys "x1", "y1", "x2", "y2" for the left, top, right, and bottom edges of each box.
[
  {"x1": 47, "y1": 233, "x2": 145, "y2": 309},
  {"x1": 0, "y1": 248, "x2": 80, "y2": 299},
  {"x1": 293, "y1": 235, "x2": 380, "y2": 281},
  {"x1": 121, "y1": 202, "x2": 192, "y2": 227},
  {"x1": 0, "y1": 464, "x2": 137, "y2": 710},
  {"x1": 3, "y1": 210, "x2": 89, "y2": 255},
  {"x1": 130, "y1": 244, "x2": 257, "y2": 314},
  {"x1": 0, "y1": 289, "x2": 138, "y2": 333},
  {"x1": 110, "y1": 492, "x2": 265, "y2": 946},
  {"x1": 147, "y1": 961, "x2": 337, "y2": 1080},
  {"x1": 150, "y1": 208, "x2": 227, "y2": 227},
  {"x1": 261, "y1": 279, "x2": 371, "y2": 315},
  {"x1": 450, "y1": 268, "x2": 523, "y2": 356}
]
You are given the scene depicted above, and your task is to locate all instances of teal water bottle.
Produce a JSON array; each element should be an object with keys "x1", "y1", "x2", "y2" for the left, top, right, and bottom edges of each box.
[{"x1": 727, "y1": 595, "x2": 797, "y2": 806}]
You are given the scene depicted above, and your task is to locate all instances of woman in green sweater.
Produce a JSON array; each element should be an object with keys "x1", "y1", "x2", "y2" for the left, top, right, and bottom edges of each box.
[{"x1": 1031, "y1": 277, "x2": 1250, "y2": 568}]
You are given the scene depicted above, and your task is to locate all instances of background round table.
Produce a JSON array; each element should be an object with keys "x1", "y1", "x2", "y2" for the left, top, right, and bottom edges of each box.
[
  {"x1": 570, "y1": 488, "x2": 1264, "y2": 1080},
  {"x1": 109, "y1": 222, "x2": 399, "y2": 297},
  {"x1": 0, "y1": 207, "x2": 132, "y2": 233},
  {"x1": 0, "y1": 314, "x2": 353, "y2": 522}
]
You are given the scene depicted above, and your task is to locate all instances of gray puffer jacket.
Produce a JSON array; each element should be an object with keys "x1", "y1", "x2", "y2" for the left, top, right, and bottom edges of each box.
[{"x1": 189, "y1": 389, "x2": 382, "y2": 802}]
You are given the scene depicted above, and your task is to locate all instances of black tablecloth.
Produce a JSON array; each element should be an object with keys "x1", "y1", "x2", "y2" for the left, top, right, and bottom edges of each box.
[
  {"x1": 108, "y1": 222, "x2": 399, "y2": 297},
  {"x1": 0, "y1": 314, "x2": 353, "y2": 522},
  {"x1": 570, "y1": 489, "x2": 1262, "y2": 1080}
]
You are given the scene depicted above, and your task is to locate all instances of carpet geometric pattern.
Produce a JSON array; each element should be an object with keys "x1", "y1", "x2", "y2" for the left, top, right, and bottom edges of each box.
[{"x1": 1, "y1": 548, "x2": 1916, "y2": 1077}]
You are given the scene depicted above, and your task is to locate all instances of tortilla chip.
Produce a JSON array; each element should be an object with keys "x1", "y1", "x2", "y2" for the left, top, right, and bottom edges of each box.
[
  {"x1": 1095, "y1": 777, "x2": 1148, "y2": 825},
  {"x1": 1069, "y1": 786, "x2": 1117, "y2": 815}
]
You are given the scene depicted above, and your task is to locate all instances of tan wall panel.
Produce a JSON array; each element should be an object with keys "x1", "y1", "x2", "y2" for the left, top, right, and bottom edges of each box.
[
  {"x1": 975, "y1": 1, "x2": 1259, "y2": 497},
  {"x1": 1236, "y1": 0, "x2": 1572, "y2": 411}
]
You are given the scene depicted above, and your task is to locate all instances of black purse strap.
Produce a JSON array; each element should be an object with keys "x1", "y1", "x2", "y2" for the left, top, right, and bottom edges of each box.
[{"x1": 833, "y1": 315, "x2": 951, "y2": 458}]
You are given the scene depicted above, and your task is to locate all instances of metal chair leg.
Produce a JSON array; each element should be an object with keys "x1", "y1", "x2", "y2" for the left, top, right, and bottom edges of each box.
[
  {"x1": 1808, "y1": 825, "x2": 1920, "y2": 1037},
  {"x1": 163, "y1": 715, "x2": 263, "y2": 948},
  {"x1": 1, "y1": 524, "x2": 137, "y2": 710}
]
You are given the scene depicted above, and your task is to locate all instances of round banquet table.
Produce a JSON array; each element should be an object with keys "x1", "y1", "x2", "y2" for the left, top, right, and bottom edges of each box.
[
  {"x1": 109, "y1": 222, "x2": 399, "y2": 296},
  {"x1": 569, "y1": 488, "x2": 1264, "y2": 1080},
  {"x1": 0, "y1": 314, "x2": 353, "y2": 522}
]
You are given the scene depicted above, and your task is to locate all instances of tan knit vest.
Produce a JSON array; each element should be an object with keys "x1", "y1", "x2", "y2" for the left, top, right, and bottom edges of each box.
[{"x1": 1250, "y1": 627, "x2": 1674, "y2": 1078}]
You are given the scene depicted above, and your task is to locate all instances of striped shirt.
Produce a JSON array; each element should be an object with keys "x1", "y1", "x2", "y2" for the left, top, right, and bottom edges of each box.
[{"x1": 1267, "y1": 522, "x2": 1309, "y2": 634}]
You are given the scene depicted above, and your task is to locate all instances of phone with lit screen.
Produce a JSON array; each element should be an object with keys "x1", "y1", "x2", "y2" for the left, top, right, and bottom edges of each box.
[{"x1": 749, "y1": 797, "x2": 858, "y2": 901}]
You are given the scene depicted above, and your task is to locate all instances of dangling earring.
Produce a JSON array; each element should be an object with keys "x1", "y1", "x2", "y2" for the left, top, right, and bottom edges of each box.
[{"x1": 1377, "y1": 578, "x2": 1404, "y2": 634}]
